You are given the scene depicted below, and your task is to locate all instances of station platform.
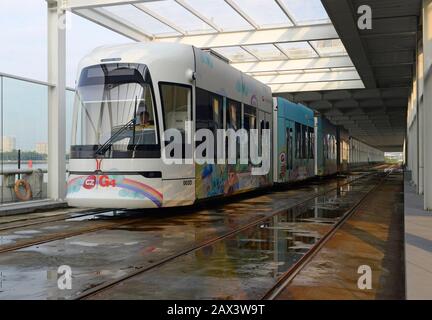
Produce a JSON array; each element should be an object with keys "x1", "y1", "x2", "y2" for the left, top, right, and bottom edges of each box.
[
  {"x1": 0, "y1": 199, "x2": 67, "y2": 216},
  {"x1": 404, "y1": 174, "x2": 432, "y2": 299},
  {"x1": 275, "y1": 172, "x2": 405, "y2": 300}
]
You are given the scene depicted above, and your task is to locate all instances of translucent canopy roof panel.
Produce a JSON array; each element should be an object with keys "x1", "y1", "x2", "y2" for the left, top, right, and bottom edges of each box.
[
  {"x1": 212, "y1": 46, "x2": 257, "y2": 62},
  {"x1": 103, "y1": 5, "x2": 181, "y2": 37},
  {"x1": 277, "y1": 42, "x2": 319, "y2": 59},
  {"x1": 310, "y1": 39, "x2": 348, "y2": 57},
  {"x1": 281, "y1": 0, "x2": 331, "y2": 25},
  {"x1": 242, "y1": 44, "x2": 287, "y2": 60},
  {"x1": 136, "y1": 1, "x2": 214, "y2": 35},
  {"x1": 68, "y1": 0, "x2": 364, "y2": 92},
  {"x1": 231, "y1": 0, "x2": 294, "y2": 28},
  {"x1": 182, "y1": 0, "x2": 253, "y2": 32}
]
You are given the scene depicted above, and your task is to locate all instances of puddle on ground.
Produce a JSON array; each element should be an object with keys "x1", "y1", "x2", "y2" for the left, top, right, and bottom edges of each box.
[
  {"x1": 65, "y1": 211, "x2": 130, "y2": 222},
  {"x1": 0, "y1": 234, "x2": 32, "y2": 245},
  {"x1": 13, "y1": 230, "x2": 41, "y2": 235}
]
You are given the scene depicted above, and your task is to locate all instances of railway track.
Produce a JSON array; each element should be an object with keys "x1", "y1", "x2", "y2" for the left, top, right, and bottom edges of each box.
[
  {"x1": 0, "y1": 208, "x2": 111, "y2": 232},
  {"x1": 0, "y1": 215, "x2": 148, "y2": 254},
  {"x1": 0, "y1": 171, "x2": 373, "y2": 257},
  {"x1": 74, "y1": 170, "x2": 388, "y2": 300},
  {"x1": 261, "y1": 170, "x2": 392, "y2": 300}
]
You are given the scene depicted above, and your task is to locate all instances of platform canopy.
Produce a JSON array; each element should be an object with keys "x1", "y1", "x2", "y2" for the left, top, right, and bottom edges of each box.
[{"x1": 61, "y1": 0, "x2": 363, "y2": 93}]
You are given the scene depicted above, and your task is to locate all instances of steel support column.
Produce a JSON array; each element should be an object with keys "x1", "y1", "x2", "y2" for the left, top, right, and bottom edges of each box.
[
  {"x1": 418, "y1": 41, "x2": 425, "y2": 195},
  {"x1": 47, "y1": 0, "x2": 66, "y2": 200},
  {"x1": 423, "y1": 0, "x2": 432, "y2": 210}
]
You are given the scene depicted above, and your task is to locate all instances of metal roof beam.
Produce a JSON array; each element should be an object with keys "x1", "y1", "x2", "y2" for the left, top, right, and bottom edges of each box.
[
  {"x1": 158, "y1": 24, "x2": 338, "y2": 47},
  {"x1": 134, "y1": 4, "x2": 186, "y2": 35},
  {"x1": 274, "y1": 0, "x2": 296, "y2": 25},
  {"x1": 63, "y1": 0, "x2": 163, "y2": 10},
  {"x1": 256, "y1": 70, "x2": 360, "y2": 85},
  {"x1": 224, "y1": 0, "x2": 260, "y2": 30},
  {"x1": 73, "y1": 8, "x2": 152, "y2": 41},
  {"x1": 270, "y1": 80, "x2": 364, "y2": 93},
  {"x1": 174, "y1": 0, "x2": 222, "y2": 32},
  {"x1": 233, "y1": 56, "x2": 353, "y2": 73}
]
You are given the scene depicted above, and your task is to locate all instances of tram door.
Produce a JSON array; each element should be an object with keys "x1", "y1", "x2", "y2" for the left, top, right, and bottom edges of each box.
[
  {"x1": 258, "y1": 110, "x2": 272, "y2": 184},
  {"x1": 264, "y1": 112, "x2": 272, "y2": 182},
  {"x1": 258, "y1": 110, "x2": 265, "y2": 155}
]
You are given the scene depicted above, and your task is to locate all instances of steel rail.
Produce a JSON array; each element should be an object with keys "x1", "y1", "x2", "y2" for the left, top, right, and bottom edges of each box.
[
  {"x1": 0, "y1": 208, "x2": 111, "y2": 232},
  {"x1": 0, "y1": 215, "x2": 146, "y2": 254}
]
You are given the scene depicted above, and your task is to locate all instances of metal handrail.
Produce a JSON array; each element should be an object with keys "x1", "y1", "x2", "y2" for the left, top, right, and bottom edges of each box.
[
  {"x1": 0, "y1": 168, "x2": 48, "y2": 175},
  {"x1": 0, "y1": 72, "x2": 75, "y2": 91}
]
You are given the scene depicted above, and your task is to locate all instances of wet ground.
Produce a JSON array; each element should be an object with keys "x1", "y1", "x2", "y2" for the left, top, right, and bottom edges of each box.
[
  {"x1": 0, "y1": 171, "x2": 392, "y2": 300},
  {"x1": 85, "y1": 175, "x2": 382, "y2": 300},
  {"x1": 276, "y1": 172, "x2": 405, "y2": 300}
]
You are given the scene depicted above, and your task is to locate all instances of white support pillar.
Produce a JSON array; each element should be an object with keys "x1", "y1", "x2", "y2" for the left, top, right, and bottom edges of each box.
[
  {"x1": 412, "y1": 78, "x2": 419, "y2": 188},
  {"x1": 423, "y1": 0, "x2": 432, "y2": 210},
  {"x1": 47, "y1": 0, "x2": 66, "y2": 201},
  {"x1": 418, "y1": 42, "x2": 425, "y2": 195}
]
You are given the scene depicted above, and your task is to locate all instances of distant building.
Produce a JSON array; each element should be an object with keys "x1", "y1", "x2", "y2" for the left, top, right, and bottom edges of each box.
[
  {"x1": 35, "y1": 142, "x2": 48, "y2": 155},
  {"x1": 1, "y1": 136, "x2": 16, "y2": 152},
  {"x1": 385, "y1": 152, "x2": 403, "y2": 163}
]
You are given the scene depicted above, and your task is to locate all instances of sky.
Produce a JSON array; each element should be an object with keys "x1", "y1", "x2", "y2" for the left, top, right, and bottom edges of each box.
[
  {"x1": 0, "y1": 0, "x2": 132, "y2": 86},
  {"x1": 0, "y1": 0, "x2": 132, "y2": 151}
]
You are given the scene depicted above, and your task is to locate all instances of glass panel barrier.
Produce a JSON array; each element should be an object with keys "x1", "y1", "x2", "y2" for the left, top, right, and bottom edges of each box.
[{"x1": 0, "y1": 74, "x2": 74, "y2": 204}]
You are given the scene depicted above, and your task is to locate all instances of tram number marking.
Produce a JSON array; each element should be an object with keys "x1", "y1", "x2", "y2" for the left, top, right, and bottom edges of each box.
[
  {"x1": 183, "y1": 180, "x2": 193, "y2": 186},
  {"x1": 83, "y1": 175, "x2": 116, "y2": 189},
  {"x1": 99, "y1": 175, "x2": 116, "y2": 188},
  {"x1": 83, "y1": 176, "x2": 97, "y2": 190}
]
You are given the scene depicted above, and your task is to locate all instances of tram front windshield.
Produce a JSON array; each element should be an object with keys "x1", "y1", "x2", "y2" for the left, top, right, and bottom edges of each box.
[{"x1": 71, "y1": 63, "x2": 159, "y2": 159}]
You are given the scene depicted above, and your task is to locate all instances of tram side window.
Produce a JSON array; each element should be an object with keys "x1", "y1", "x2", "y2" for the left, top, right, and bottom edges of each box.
[
  {"x1": 333, "y1": 135, "x2": 337, "y2": 160},
  {"x1": 302, "y1": 125, "x2": 308, "y2": 159},
  {"x1": 196, "y1": 88, "x2": 223, "y2": 159},
  {"x1": 295, "y1": 122, "x2": 301, "y2": 159},
  {"x1": 243, "y1": 105, "x2": 256, "y2": 164},
  {"x1": 330, "y1": 135, "x2": 336, "y2": 160},
  {"x1": 196, "y1": 88, "x2": 223, "y2": 131},
  {"x1": 309, "y1": 127, "x2": 314, "y2": 159},
  {"x1": 324, "y1": 134, "x2": 329, "y2": 159},
  {"x1": 244, "y1": 104, "x2": 257, "y2": 142},
  {"x1": 226, "y1": 99, "x2": 241, "y2": 160},
  {"x1": 227, "y1": 99, "x2": 241, "y2": 131},
  {"x1": 243, "y1": 105, "x2": 257, "y2": 132},
  {"x1": 160, "y1": 83, "x2": 191, "y2": 134},
  {"x1": 196, "y1": 88, "x2": 211, "y2": 129}
]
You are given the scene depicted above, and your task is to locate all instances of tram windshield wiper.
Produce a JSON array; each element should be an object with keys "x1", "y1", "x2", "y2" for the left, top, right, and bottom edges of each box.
[
  {"x1": 94, "y1": 97, "x2": 139, "y2": 157},
  {"x1": 94, "y1": 118, "x2": 136, "y2": 156}
]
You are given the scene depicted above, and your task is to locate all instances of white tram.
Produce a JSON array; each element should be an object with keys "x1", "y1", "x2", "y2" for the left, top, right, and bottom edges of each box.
[{"x1": 67, "y1": 43, "x2": 273, "y2": 209}]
